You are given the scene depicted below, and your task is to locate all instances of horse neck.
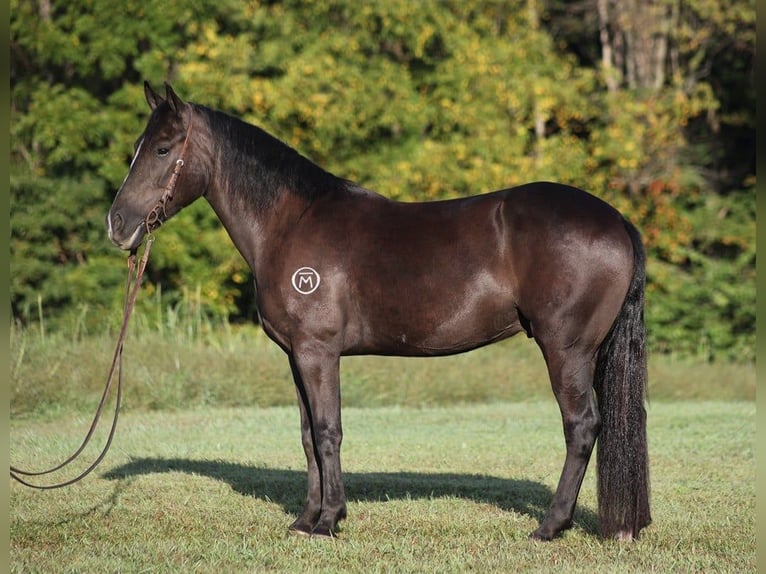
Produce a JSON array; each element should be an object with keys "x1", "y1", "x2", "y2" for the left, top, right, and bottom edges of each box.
[
  {"x1": 197, "y1": 114, "x2": 322, "y2": 273},
  {"x1": 206, "y1": 181, "x2": 310, "y2": 270}
]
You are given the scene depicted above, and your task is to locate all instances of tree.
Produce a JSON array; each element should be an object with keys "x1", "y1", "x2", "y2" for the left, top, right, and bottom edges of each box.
[
  {"x1": 10, "y1": 0, "x2": 251, "y2": 329},
  {"x1": 10, "y1": 0, "x2": 755, "y2": 359}
]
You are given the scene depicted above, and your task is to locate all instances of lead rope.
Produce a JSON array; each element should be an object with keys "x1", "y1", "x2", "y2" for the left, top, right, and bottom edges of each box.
[{"x1": 10, "y1": 236, "x2": 155, "y2": 489}]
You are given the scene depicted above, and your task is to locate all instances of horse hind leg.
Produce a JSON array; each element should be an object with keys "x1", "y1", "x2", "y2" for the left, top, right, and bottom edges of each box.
[{"x1": 531, "y1": 347, "x2": 600, "y2": 541}]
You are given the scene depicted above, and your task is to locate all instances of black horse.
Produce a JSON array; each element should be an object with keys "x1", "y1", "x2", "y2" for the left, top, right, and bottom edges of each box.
[{"x1": 107, "y1": 83, "x2": 650, "y2": 541}]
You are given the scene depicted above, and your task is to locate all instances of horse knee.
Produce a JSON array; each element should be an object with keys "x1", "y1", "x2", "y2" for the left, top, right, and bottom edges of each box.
[{"x1": 314, "y1": 423, "x2": 343, "y2": 458}]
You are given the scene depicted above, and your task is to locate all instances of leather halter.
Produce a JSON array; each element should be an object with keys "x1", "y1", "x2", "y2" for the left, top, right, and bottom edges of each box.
[{"x1": 144, "y1": 115, "x2": 193, "y2": 232}]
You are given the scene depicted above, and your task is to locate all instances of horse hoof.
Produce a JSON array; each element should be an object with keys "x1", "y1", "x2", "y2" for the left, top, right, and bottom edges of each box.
[
  {"x1": 310, "y1": 524, "x2": 337, "y2": 539},
  {"x1": 529, "y1": 529, "x2": 553, "y2": 542},
  {"x1": 287, "y1": 523, "x2": 337, "y2": 540},
  {"x1": 530, "y1": 518, "x2": 571, "y2": 541},
  {"x1": 288, "y1": 523, "x2": 313, "y2": 538}
]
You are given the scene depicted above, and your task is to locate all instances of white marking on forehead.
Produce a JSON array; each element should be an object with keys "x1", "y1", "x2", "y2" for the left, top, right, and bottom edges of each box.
[
  {"x1": 130, "y1": 138, "x2": 144, "y2": 168},
  {"x1": 119, "y1": 137, "x2": 145, "y2": 187}
]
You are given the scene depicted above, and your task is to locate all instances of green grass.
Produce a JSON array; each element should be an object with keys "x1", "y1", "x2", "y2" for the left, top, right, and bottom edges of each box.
[
  {"x1": 10, "y1": 321, "x2": 756, "y2": 571},
  {"x1": 11, "y1": 402, "x2": 755, "y2": 572}
]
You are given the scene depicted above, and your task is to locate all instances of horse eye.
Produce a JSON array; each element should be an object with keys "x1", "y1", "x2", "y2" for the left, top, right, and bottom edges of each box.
[{"x1": 157, "y1": 147, "x2": 170, "y2": 157}]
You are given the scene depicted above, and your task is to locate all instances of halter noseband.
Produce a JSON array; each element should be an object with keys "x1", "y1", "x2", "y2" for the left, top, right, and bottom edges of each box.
[{"x1": 144, "y1": 115, "x2": 193, "y2": 233}]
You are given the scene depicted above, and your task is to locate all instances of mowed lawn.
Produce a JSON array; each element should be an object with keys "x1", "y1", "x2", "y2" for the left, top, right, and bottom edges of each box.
[{"x1": 10, "y1": 400, "x2": 754, "y2": 573}]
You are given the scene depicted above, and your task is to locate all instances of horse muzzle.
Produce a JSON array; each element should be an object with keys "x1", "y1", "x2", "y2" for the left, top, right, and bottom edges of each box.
[{"x1": 106, "y1": 211, "x2": 146, "y2": 251}]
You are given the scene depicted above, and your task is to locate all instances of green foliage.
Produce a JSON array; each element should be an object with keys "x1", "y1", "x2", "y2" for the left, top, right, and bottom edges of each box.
[
  {"x1": 10, "y1": 172, "x2": 125, "y2": 328},
  {"x1": 10, "y1": 0, "x2": 755, "y2": 360},
  {"x1": 646, "y1": 187, "x2": 756, "y2": 360}
]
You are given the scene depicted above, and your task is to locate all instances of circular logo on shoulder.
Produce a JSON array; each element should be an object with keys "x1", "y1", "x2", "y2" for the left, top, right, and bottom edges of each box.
[{"x1": 291, "y1": 267, "x2": 321, "y2": 295}]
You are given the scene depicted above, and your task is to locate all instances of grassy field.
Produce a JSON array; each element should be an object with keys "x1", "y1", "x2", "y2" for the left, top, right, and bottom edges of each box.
[
  {"x1": 10, "y1": 402, "x2": 755, "y2": 572},
  {"x1": 10, "y1": 324, "x2": 756, "y2": 572}
]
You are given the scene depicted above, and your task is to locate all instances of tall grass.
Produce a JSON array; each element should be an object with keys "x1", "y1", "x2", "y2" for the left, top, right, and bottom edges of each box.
[{"x1": 11, "y1": 298, "x2": 755, "y2": 419}]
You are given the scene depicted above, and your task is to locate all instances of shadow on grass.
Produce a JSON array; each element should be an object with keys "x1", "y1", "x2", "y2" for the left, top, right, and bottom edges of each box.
[{"x1": 103, "y1": 458, "x2": 599, "y2": 536}]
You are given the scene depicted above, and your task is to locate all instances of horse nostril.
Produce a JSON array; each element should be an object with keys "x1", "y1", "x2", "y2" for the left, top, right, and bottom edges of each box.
[{"x1": 111, "y1": 213, "x2": 124, "y2": 232}]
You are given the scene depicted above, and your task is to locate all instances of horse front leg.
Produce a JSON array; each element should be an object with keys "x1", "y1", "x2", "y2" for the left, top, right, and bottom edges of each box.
[
  {"x1": 288, "y1": 348, "x2": 346, "y2": 538},
  {"x1": 288, "y1": 356, "x2": 322, "y2": 535}
]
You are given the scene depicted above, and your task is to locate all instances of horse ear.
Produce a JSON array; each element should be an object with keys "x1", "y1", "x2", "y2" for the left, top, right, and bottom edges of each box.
[
  {"x1": 144, "y1": 81, "x2": 164, "y2": 110},
  {"x1": 164, "y1": 83, "x2": 186, "y2": 115}
]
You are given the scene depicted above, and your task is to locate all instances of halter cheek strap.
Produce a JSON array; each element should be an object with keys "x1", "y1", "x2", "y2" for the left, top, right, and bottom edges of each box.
[{"x1": 144, "y1": 115, "x2": 194, "y2": 232}]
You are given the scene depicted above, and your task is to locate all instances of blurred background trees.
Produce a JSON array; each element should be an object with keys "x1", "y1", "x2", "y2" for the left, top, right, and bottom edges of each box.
[{"x1": 10, "y1": 0, "x2": 755, "y2": 360}]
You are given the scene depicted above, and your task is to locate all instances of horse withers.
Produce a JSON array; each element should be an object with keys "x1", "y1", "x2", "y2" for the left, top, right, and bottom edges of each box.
[{"x1": 107, "y1": 82, "x2": 650, "y2": 541}]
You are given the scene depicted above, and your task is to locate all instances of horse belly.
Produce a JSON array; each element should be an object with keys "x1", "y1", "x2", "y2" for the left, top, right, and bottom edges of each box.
[
  {"x1": 338, "y1": 193, "x2": 523, "y2": 356},
  {"x1": 348, "y1": 270, "x2": 522, "y2": 357}
]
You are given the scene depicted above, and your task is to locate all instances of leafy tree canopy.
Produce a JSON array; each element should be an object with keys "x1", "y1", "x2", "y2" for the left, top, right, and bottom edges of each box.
[{"x1": 10, "y1": 0, "x2": 755, "y2": 360}]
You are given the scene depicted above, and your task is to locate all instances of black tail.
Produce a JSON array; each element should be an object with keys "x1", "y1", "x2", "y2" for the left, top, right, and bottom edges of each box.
[{"x1": 593, "y1": 219, "x2": 651, "y2": 539}]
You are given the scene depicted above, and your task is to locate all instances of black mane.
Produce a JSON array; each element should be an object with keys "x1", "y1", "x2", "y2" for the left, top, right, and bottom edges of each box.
[{"x1": 199, "y1": 105, "x2": 346, "y2": 209}]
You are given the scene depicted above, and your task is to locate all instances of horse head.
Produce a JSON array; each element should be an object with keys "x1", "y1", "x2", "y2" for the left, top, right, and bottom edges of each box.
[{"x1": 106, "y1": 82, "x2": 205, "y2": 251}]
